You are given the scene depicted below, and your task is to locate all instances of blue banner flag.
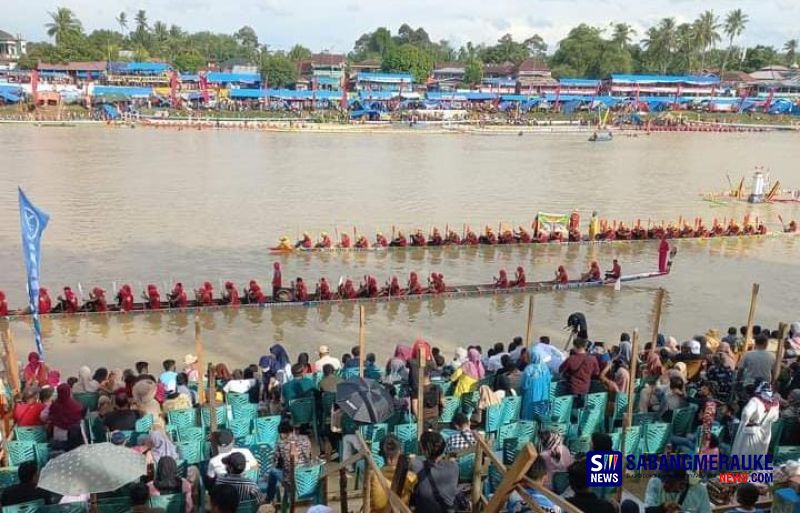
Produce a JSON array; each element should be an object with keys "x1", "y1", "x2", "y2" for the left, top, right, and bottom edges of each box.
[{"x1": 18, "y1": 187, "x2": 50, "y2": 357}]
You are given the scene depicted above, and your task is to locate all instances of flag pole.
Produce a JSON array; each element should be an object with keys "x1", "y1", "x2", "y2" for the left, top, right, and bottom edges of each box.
[{"x1": 195, "y1": 316, "x2": 205, "y2": 404}]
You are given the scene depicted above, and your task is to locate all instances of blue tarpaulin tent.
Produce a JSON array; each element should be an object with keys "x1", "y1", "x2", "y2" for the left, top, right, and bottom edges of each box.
[{"x1": 0, "y1": 91, "x2": 21, "y2": 103}]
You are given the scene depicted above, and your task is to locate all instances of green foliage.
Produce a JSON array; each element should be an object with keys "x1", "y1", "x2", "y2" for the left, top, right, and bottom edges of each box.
[
  {"x1": 381, "y1": 43, "x2": 433, "y2": 82},
  {"x1": 288, "y1": 44, "x2": 312, "y2": 62},
  {"x1": 463, "y1": 57, "x2": 483, "y2": 85},
  {"x1": 550, "y1": 24, "x2": 632, "y2": 78},
  {"x1": 45, "y1": 7, "x2": 83, "y2": 46},
  {"x1": 260, "y1": 52, "x2": 297, "y2": 88},
  {"x1": 481, "y1": 34, "x2": 530, "y2": 64},
  {"x1": 173, "y1": 51, "x2": 205, "y2": 73},
  {"x1": 742, "y1": 45, "x2": 779, "y2": 72}
]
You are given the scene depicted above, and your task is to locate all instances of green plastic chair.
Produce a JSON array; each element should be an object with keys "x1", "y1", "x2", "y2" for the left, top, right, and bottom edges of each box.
[
  {"x1": 235, "y1": 499, "x2": 258, "y2": 513},
  {"x1": 200, "y1": 405, "x2": 229, "y2": 430},
  {"x1": 617, "y1": 425, "x2": 642, "y2": 458},
  {"x1": 549, "y1": 395, "x2": 573, "y2": 425},
  {"x1": 38, "y1": 502, "x2": 90, "y2": 513},
  {"x1": 669, "y1": 405, "x2": 697, "y2": 437},
  {"x1": 609, "y1": 393, "x2": 628, "y2": 431},
  {"x1": 176, "y1": 440, "x2": 205, "y2": 465},
  {"x1": 34, "y1": 443, "x2": 49, "y2": 468},
  {"x1": 770, "y1": 418, "x2": 785, "y2": 456},
  {"x1": 7, "y1": 440, "x2": 36, "y2": 467},
  {"x1": 254, "y1": 415, "x2": 281, "y2": 447},
  {"x1": 610, "y1": 431, "x2": 622, "y2": 451},
  {"x1": 231, "y1": 403, "x2": 258, "y2": 424},
  {"x1": 225, "y1": 392, "x2": 251, "y2": 410},
  {"x1": 176, "y1": 426, "x2": 205, "y2": 445},
  {"x1": 72, "y1": 392, "x2": 99, "y2": 412},
  {"x1": 643, "y1": 422, "x2": 670, "y2": 454},
  {"x1": 568, "y1": 434, "x2": 592, "y2": 455},
  {"x1": 457, "y1": 452, "x2": 476, "y2": 483},
  {"x1": 135, "y1": 415, "x2": 154, "y2": 433},
  {"x1": 13, "y1": 426, "x2": 47, "y2": 443},
  {"x1": 229, "y1": 418, "x2": 253, "y2": 441},
  {"x1": 250, "y1": 443, "x2": 275, "y2": 482},
  {"x1": 551, "y1": 472, "x2": 570, "y2": 494},
  {"x1": 359, "y1": 423, "x2": 388, "y2": 443},
  {"x1": 86, "y1": 412, "x2": 107, "y2": 443},
  {"x1": 148, "y1": 493, "x2": 185, "y2": 513},
  {"x1": 287, "y1": 397, "x2": 318, "y2": 446},
  {"x1": 2, "y1": 499, "x2": 45, "y2": 513},
  {"x1": 96, "y1": 497, "x2": 131, "y2": 513},
  {"x1": 280, "y1": 463, "x2": 325, "y2": 513},
  {"x1": 393, "y1": 423, "x2": 418, "y2": 454},
  {"x1": 485, "y1": 403, "x2": 503, "y2": 434},
  {"x1": 500, "y1": 396, "x2": 521, "y2": 425},
  {"x1": 460, "y1": 391, "x2": 479, "y2": 418},
  {"x1": 0, "y1": 467, "x2": 20, "y2": 488},
  {"x1": 438, "y1": 396, "x2": 460, "y2": 425},
  {"x1": 167, "y1": 408, "x2": 197, "y2": 431}
]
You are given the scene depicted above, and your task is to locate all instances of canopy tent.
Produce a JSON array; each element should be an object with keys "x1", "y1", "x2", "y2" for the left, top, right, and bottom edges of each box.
[
  {"x1": 0, "y1": 90, "x2": 21, "y2": 103},
  {"x1": 609, "y1": 74, "x2": 720, "y2": 85}
]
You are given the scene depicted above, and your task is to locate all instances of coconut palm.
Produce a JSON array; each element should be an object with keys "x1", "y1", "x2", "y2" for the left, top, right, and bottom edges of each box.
[
  {"x1": 45, "y1": 7, "x2": 83, "y2": 46},
  {"x1": 134, "y1": 10, "x2": 149, "y2": 33},
  {"x1": 642, "y1": 18, "x2": 676, "y2": 73},
  {"x1": 785, "y1": 39, "x2": 798, "y2": 66},
  {"x1": 611, "y1": 23, "x2": 636, "y2": 49},
  {"x1": 721, "y1": 9, "x2": 749, "y2": 71},
  {"x1": 115, "y1": 12, "x2": 128, "y2": 35},
  {"x1": 693, "y1": 10, "x2": 721, "y2": 70}
]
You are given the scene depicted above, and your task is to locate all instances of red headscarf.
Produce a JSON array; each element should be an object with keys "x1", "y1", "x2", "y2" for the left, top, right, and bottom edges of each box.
[
  {"x1": 49, "y1": 383, "x2": 84, "y2": 429},
  {"x1": 24, "y1": 352, "x2": 48, "y2": 386},
  {"x1": 411, "y1": 338, "x2": 432, "y2": 361}
]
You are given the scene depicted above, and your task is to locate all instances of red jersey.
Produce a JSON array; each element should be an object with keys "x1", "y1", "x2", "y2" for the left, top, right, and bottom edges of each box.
[
  {"x1": 38, "y1": 290, "x2": 52, "y2": 314},
  {"x1": 0, "y1": 292, "x2": 7, "y2": 316},
  {"x1": 63, "y1": 288, "x2": 79, "y2": 313},
  {"x1": 318, "y1": 280, "x2": 332, "y2": 300},
  {"x1": 295, "y1": 281, "x2": 309, "y2": 301},
  {"x1": 339, "y1": 235, "x2": 352, "y2": 248},
  {"x1": 225, "y1": 285, "x2": 240, "y2": 305},
  {"x1": 147, "y1": 286, "x2": 161, "y2": 309},
  {"x1": 376, "y1": 235, "x2": 389, "y2": 247}
]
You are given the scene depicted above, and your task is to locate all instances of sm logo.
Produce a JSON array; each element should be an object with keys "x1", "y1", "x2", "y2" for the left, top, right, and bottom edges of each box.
[{"x1": 586, "y1": 451, "x2": 623, "y2": 488}]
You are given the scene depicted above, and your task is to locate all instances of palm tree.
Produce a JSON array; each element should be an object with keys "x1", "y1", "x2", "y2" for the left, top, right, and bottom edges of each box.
[
  {"x1": 642, "y1": 18, "x2": 676, "y2": 73},
  {"x1": 153, "y1": 21, "x2": 168, "y2": 43},
  {"x1": 785, "y1": 39, "x2": 799, "y2": 66},
  {"x1": 721, "y1": 9, "x2": 748, "y2": 71},
  {"x1": 693, "y1": 10, "x2": 721, "y2": 70},
  {"x1": 45, "y1": 7, "x2": 83, "y2": 46},
  {"x1": 116, "y1": 12, "x2": 128, "y2": 35},
  {"x1": 611, "y1": 23, "x2": 636, "y2": 49}
]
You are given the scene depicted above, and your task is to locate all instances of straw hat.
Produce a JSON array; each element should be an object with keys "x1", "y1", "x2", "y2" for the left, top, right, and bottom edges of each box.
[
  {"x1": 318, "y1": 345, "x2": 330, "y2": 355},
  {"x1": 184, "y1": 354, "x2": 198, "y2": 366}
]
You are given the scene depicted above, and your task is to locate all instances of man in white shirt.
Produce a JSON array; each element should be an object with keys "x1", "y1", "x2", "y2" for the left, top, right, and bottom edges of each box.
[
  {"x1": 207, "y1": 430, "x2": 258, "y2": 481},
  {"x1": 533, "y1": 336, "x2": 565, "y2": 375},
  {"x1": 314, "y1": 345, "x2": 342, "y2": 371}
]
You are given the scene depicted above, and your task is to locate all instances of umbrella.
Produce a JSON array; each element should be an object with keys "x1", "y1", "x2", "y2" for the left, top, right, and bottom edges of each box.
[
  {"x1": 335, "y1": 378, "x2": 393, "y2": 423},
  {"x1": 38, "y1": 443, "x2": 146, "y2": 495}
]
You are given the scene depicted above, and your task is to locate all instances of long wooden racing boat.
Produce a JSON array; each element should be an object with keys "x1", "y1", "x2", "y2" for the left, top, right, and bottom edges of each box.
[
  {"x1": 3, "y1": 266, "x2": 673, "y2": 320},
  {"x1": 269, "y1": 231, "x2": 797, "y2": 255}
]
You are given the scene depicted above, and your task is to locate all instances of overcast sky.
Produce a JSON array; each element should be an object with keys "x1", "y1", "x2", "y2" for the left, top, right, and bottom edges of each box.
[{"x1": 6, "y1": 0, "x2": 799, "y2": 52}]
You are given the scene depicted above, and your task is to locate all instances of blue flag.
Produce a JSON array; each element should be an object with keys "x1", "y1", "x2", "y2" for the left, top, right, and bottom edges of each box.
[{"x1": 18, "y1": 187, "x2": 49, "y2": 357}]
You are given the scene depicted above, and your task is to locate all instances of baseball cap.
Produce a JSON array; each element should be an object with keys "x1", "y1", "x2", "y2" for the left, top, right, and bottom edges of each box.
[
  {"x1": 214, "y1": 429, "x2": 234, "y2": 447},
  {"x1": 222, "y1": 451, "x2": 247, "y2": 474}
]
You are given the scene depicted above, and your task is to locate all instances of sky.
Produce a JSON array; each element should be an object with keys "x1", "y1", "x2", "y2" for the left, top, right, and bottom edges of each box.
[{"x1": 6, "y1": 0, "x2": 799, "y2": 53}]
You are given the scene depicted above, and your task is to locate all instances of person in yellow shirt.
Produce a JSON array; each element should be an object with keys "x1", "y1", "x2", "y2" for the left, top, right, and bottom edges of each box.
[
  {"x1": 588, "y1": 211, "x2": 600, "y2": 241},
  {"x1": 450, "y1": 348, "x2": 485, "y2": 397},
  {"x1": 370, "y1": 435, "x2": 417, "y2": 513}
]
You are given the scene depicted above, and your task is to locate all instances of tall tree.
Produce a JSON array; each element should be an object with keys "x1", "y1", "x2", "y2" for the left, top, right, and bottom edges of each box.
[
  {"x1": 463, "y1": 57, "x2": 483, "y2": 85},
  {"x1": 132, "y1": 9, "x2": 150, "y2": 49},
  {"x1": 46, "y1": 7, "x2": 83, "y2": 46},
  {"x1": 288, "y1": 44, "x2": 312, "y2": 62},
  {"x1": 721, "y1": 9, "x2": 748, "y2": 71},
  {"x1": 523, "y1": 34, "x2": 547, "y2": 57},
  {"x1": 611, "y1": 23, "x2": 635, "y2": 49},
  {"x1": 642, "y1": 18, "x2": 676, "y2": 73},
  {"x1": 260, "y1": 52, "x2": 297, "y2": 87},
  {"x1": 693, "y1": 10, "x2": 720, "y2": 70},
  {"x1": 381, "y1": 43, "x2": 433, "y2": 82},
  {"x1": 481, "y1": 34, "x2": 529, "y2": 64},
  {"x1": 115, "y1": 12, "x2": 128, "y2": 35},
  {"x1": 784, "y1": 39, "x2": 798, "y2": 66},
  {"x1": 235, "y1": 26, "x2": 259, "y2": 49}
]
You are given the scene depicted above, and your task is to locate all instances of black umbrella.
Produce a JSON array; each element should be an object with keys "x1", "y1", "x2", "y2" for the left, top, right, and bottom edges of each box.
[{"x1": 336, "y1": 378, "x2": 393, "y2": 423}]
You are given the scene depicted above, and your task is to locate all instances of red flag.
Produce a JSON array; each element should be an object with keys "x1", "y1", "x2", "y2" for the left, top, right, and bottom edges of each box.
[
  {"x1": 31, "y1": 69, "x2": 39, "y2": 105},
  {"x1": 199, "y1": 72, "x2": 209, "y2": 103},
  {"x1": 764, "y1": 88, "x2": 775, "y2": 113}
]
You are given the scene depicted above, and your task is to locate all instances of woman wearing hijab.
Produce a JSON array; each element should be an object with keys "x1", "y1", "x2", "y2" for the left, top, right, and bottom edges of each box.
[
  {"x1": 44, "y1": 383, "x2": 85, "y2": 442},
  {"x1": 72, "y1": 366, "x2": 98, "y2": 393},
  {"x1": 520, "y1": 351, "x2": 551, "y2": 421},
  {"x1": 450, "y1": 347, "x2": 468, "y2": 371},
  {"x1": 731, "y1": 381, "x2": 780, "y2": 460},
  {"x1": 296, "y1": 353, "x2": 314, "y2": 374},
  {"x1": 617, "y1": 340, "x2": 632, "y2": 366},
  {"x1": 23, "y1": 352, "x2": 50, "y2": 388},
  {"x1": 450, "y1": 348, "x2": 485, "y2": 397},
  {"x1": 269, "y1": 344, "x2": 292, "y2": 384},
  {"x1": 538, "y1": 430, "x2": 573, "y2": 483},
  {"x1": 146, "y1": 455, "x2": 193, "y2": 513},
  {"x1": 705, "y1": 351, "x2": 735, "y2": 403}
]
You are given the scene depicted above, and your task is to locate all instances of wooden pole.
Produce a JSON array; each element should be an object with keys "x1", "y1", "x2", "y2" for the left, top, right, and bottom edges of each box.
[
  {"x1": 358, "y1": 305, "x2": 366, "y2": 378},
  {"x1": 484, "y1": 444, "x2": 537, "y2": 513},
  {"x1": 624, "y1": 328, "x2": 639, "y2": 427},
  {"x1": 773, "y1": 322, "x2": 789, "y2": 386},
  {"x1": 417, "y1": 350, "x2": 425, "y2": 440},
  {"x1": 470, "y1": 440, "x2": 484, "y2": 512},
  {"x1": 2, "y1": 328, "x2": 21, "y2": 396},
  {"x1": 363, "y1": 459, "x2": 372, "y2": 513},
  {"x1": 744, "y1": 283, "x2": 760, "y2": 353},
  {"x1": 524, "y1": 296, "x2": 535, "y2": 349},
  {"x1": 208, "y1": 363, "x2": 218, "y2": 433},
  {"x1": 651, "y1": 288, "x2": 665, "y2": 346},
  {"x1": 194, "y1": 317, "x2": 205, "y2": 404},
  {"x1": 338, "y1": 468, "x2": 348, "y2": 513}
]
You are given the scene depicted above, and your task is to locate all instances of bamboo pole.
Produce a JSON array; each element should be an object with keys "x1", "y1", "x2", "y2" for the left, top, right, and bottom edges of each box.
[
  {"x1": 524, "y1": 295, "x2": 535, "y2": 349},
  {"x1": 743, "y1": 283, "x2": 760, "y2": 353},
  {"x1": 651, "y1": 288, "x2": 665, "y2": 347},
  {"x1": 208, "y1": 363, "x2": 218, "y2": 433},
  {"x1": 194, "y1": 317, "x2": 205, "y2": 404},
  {"x1": 363, "y1": 460, "x2": 372, "y2": 513},
  {"x1": 417, "y1": 350, "x2": 425, "y2": 440},
  {"x1": 2, "y1": 328, "x2": 21, "y2": 396},
  {"x1": 355, "y1": 433, "x2": 413, "y2": 513},
  {"x1": 773, "y1": 322, "x2": 789, "y2": 386},
  {"x1": 338, "y1": 468, "x2": 348, "y2": 513},
  {"x1": 358, "y1": 305, "x2": 366, "y2": 378},
  {"x1": 484, "y1": 444, "x2": 537, "y2": 513},
  {"x1": 470, "y1": 439, "x2": 484, "y2": 512}
]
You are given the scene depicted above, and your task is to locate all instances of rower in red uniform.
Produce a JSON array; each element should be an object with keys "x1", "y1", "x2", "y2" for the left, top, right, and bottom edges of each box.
[
  {"x1": 386, "y1": 276, "x2": 401, "y2": 296},
  {"x1": 316, "y1": 278, "x2": 332, "y2": 300},
  {"x1": 658, "y1": 236, "x2": 671, "y2": 273},
  {"x1": 428, "y1": 228, "x2": 443, "y2": 246},
  {"x1": 550, "y1": 230, "x2": 565, "y2": 243},
  {"x1": 430, "y1": 273, "x2": 446, "y2": 294},
  {"x1": 445, "y1": 229, "x2": 461, "y2": 245},
  {"x1": 196, "y1": 282, "x2": 214, "y2": 306},
  {"x1": 391, "y1": 231, "x2": 408, "y2": 247},
  {"x1": 272, "y1": 262, "x2": 282, "y2": 298},
  {"x1": 296, "y1": 232, "x2": 313, "y2": 249},
  {"x1": 90, "y1": 287, "x2": 108, "y2": 312},
  {"x1": 375, "y1": 232, "x2": 389, "y2": 247},
  {"x1": 168, "y1": 282, "x2": 189, "y2": 308},
  {"x1": 464, "y1": 229, "x2": 479, "y2": 245},
  {"x1": 246, "y1": 280, "x2": 265, "y2": 304},
  {"x1": 339, "y1": 233, "x2": 352, "y2": 249},
  {"x1": 494, "y1": 269, "x2": 510, "y2": 289},
  {"x1": 38, "y1": 288, "x2": 52, "y2": 314},
  {"x1": 616, "y1": 223, "x2": 632, "y2": 241},
  {"x1": 223, "y1": 281, "x2": 240, "y2": 305},
  {"x1": 498, "y1": 229, "x2": 514, "y2": 244},
  {"x1": 294, "y1": 278, "x2": 309, "y2": 301},
  {"x1": 0, "y1": 291, "x2": 7, "y2": 317},
  {"x1": 355, "y1": 235, "x2": 370, "y2": 249},
  {"x1": 145, "y1": 284, "x2": 161, "y2": 310},
  {"x1": 554, "y1": 266, "x2": 569, "y2": 284},
  {"x1": 605, "y1": 259, "x2": 622, "y2": 280},
  {"x1": 569, "y1": 210, "x2": 580, "y2": 234},
  {"x1": 582, "y1": 262, "x2": 602, "y2": 282},
  {"x1": 410, "y1": 230, "x2": 426, "y2": 247},
  {"x1": 726, "y1": 219, "x2": 741, "y2": 236},
  {"x1": 339, "y1": 279, "x2": 357, "y2": 299},
  {"x1": 117, "y1": 284, "x2": 134, "y2": 312},
  {"x1": 61, "y1": 286, "x2": 79, "y2": 314},
  {"x1": 480, "y1": 226, "x2": 498, "y2": 245},
  {"x1": 512, "y1": 266, "x2": 526, "y2": 287},
  {"x1": 516, "y1": 225, "x2": 532, "y2": 243},
  {"x1": 316, "y1": 233, "x2": 332, "y2": 249},
  {"x1": 406, "y1": 272, "x2": 423, "y2": 295}
]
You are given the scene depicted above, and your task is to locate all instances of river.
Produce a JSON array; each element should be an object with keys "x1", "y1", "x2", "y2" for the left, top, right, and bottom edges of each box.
[{"x1": 0, "y1": 125, "x2": 798, "y2": 371}]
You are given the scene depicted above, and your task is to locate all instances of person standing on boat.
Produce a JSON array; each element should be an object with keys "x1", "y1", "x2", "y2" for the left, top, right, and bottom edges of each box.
[
  {"x1": 512, "y1": 266, "x2": 526, "y2": 287},
  {"x1": 296, "y1": 232, "x2": 312, "y2": 249},
  {"x1": 272, "y1": 262, "x2": 282, "y2": 298},
  {"x1": 658, "y1": 236, "x2": 671, "y2": 273},
  {"x1": 406, "y1": 272, "x2": 423, "y2": 295},
  {"x1": 38, "y1": 287, "x2": 52, "y2": 314},
  {"x1": 168, "y1": 283, "x2": 188, "y2": 308},
  {"x1": 0, "y1": 291, "x2": 7, "y2": 317},
  {"x1": 494, "y1": 269, "x2": 510, "y2": 289},
  {"x1": 605, "y1": 259, "x2": 622, "y2": 280},
  {"x1": 588, "y1": 211, "x2": 600, "y2": 241},
  {"x1": 222, "y1": 282, "x2": 240, "y2": 305},
  {"x1": 316, "y1": 232, "x2": 332, "y2": 249},
  {"x1": 316, "y1": 278, "x2": 332, "y2": 300}
]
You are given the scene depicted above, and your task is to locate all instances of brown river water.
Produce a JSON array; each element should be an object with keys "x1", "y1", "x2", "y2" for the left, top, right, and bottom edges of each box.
[{"x1": 0, "y1": 125, "x2": 798, "y2": 372}]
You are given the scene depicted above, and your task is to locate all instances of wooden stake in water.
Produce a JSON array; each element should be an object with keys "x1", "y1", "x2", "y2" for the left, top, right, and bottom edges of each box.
[
  {"x1": 744, "y1": 283, "x2": 760, "y2": 353},
  {"x1": 194, "y1": 316, "x2": 205, "y2": 404},
  {"x1": 358, "y1": 305, "x2": 366, "y2": 378},
  {"x1": 524, "y1": 295, "x2": 535, "y2": 349}
]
